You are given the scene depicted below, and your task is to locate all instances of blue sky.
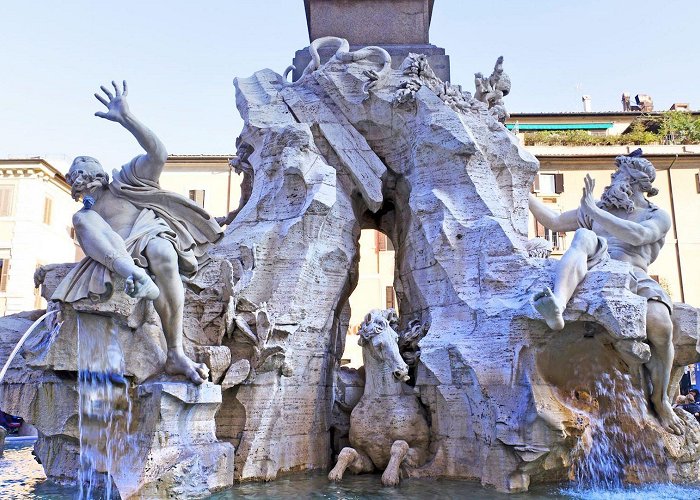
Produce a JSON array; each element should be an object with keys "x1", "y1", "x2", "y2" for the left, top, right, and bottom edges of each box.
[{"x1": 1, "y1": 1, "x2": 698, "y2": 170}]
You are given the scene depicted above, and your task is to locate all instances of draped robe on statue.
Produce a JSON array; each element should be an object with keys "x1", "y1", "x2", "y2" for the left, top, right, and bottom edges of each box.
[{"x1": 52, "y1": 160, "x2": 224, "y2": 303}]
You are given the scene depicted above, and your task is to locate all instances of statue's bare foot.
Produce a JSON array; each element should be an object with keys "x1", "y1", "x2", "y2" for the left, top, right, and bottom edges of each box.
[
  {"x1": 124, "y1": 270, "x2": 160, "y2": 300},
  {"x1": 165, "y1": 350, "x2": 209, "y2": 385},
  {"x1": 532, "y1": 287, "x2": 565, "y2": 331},
  {"x1": 658, "y1": 402, "x2": 684, "y2": 435}
]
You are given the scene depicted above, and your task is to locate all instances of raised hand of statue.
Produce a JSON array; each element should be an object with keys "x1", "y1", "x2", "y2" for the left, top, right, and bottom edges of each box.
[
  {"x1": 94, "y1": 80, "x2": 130, "y2": 123},
  {"x1": 580, "y1": 174, "x2": 598, "y2": 217}
]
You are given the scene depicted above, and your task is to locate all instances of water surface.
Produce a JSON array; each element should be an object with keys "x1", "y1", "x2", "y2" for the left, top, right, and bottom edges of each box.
[{"x1": 3, "y1": 440, "x2": 700, "y2": 499}]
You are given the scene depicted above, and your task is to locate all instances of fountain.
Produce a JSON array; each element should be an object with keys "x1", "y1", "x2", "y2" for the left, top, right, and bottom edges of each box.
[{"x1": 1, "y1": 30, "x2": 700, "y2": 499}]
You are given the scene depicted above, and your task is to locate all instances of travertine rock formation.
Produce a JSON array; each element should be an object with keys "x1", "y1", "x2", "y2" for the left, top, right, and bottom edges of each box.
[
  {"x1": 212, "y1": 39, "x2": 700, "y2": 491},
  {"x1": 2, "y1": 37, "x2": 700, "y2": 495}
]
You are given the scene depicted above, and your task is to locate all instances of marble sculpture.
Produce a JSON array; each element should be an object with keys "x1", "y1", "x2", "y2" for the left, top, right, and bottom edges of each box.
[
  {"x1": 328, "y1": 309, "x2": 429, "y2": 486},
  {"x1": 530, "y1": 150, "x2": 682, "y2": 435},
  {"x1": 2, "y1": 37, "x2": 700, "y2": 498},
  {"x1": 58, "y1": 81, "x2": 222, "y2": 385}
]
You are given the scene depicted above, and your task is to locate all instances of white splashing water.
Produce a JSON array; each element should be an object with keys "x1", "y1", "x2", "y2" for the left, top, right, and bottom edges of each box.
[
  {"x1": 0, "y1": 310, "x2": 58, "y2": 384},
  {"x1": 76, "y1": 313, "x2": 136, "y2": 499},
  {"x1": 573, "y1": 368, "x2": 668, "y2": 492}
]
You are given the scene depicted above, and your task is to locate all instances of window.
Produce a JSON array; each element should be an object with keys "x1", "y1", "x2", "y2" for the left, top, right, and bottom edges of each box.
[
  {"x1": 0, "y1": 259, "x2": 9, "y2": 292},
  {"x1": 43, "y1": 197, "x2": 53, "y2": 225},
  {"x1": 189, "y1": 189, "x2": 205, "y2": 208},
  {"x1": 0, "y1": 185, "x2": 14, "y2": 216},
  {"x1": 376, "y1": 232, "x2": 394, "y2": 252},
  {"x1": 535, "y1": 222, "x2": 567, "y2": 252},
  {"x1": 533, "y1": 173, "x2": 564, "y2": 195},
  {"x1": 385, "y1": 286, "x2": 396, "y2": 310}
]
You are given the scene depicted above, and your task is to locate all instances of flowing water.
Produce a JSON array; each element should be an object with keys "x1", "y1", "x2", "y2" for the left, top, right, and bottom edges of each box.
[
  {"x1": 75, "y1": 314, "x2": 135, "y2": 499},
  {"x1": 573, "y1": 368, "x2": 668, "y2": 491},
  {"x1": 0, "y1": 310, "x2": 58, "y2": 384}
]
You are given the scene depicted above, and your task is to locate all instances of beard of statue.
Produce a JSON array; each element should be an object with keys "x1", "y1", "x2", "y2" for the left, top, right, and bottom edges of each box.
[
  {"x1": 598, "y1": 175, "x2": 635, "y2": 214},
  {"x1": 69, "y1": 170, "x2": 109, "y2": 201}
]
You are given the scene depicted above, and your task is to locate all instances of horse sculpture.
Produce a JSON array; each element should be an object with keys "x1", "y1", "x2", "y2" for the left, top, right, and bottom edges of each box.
[{"x1": 328, "y1": 309, "x2": 430, "y2": 486}]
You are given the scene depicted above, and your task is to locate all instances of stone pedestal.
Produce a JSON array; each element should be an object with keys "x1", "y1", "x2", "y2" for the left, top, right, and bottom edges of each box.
[
  {"x1": 292, "y1": 44, "x2": 450, "y2": 82},
  {"x1": 295, "y1": 0, "x2": 450, "y2": 81},
  {"x1": 114, "y1": 382, "x2": 234, "y2": 499}
]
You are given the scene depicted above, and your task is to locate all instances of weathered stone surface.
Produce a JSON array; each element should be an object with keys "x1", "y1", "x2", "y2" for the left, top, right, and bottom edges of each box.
[
  {"x1": 196, "y1": 346, "x2": 232, "y2": 384},
  {"x1": 213, "y1": 41, "x2": 700, "y2": 491},
  {"x1": 115, "y1": 382, "x2": 234, "y2": 499},
  {"x1": 221, "y1": 359, "x2": 251, "y2": 390},
  {"x1": 0, "y1": 257, "x2": 236, "y2": 495},
  {"x1": 4, "y1": 36, "x2": 700, "y2": 495}
]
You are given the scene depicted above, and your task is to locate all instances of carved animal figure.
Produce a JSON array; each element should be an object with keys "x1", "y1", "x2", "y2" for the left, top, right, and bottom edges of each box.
[{"x1": 328, "y1": 309, "x2": 430, "y2": 486}]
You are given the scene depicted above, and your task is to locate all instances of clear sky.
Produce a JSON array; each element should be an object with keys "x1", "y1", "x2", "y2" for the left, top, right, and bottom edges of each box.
[{"x1": 1, "y1": 0, "x2": 698, "y2": 170}]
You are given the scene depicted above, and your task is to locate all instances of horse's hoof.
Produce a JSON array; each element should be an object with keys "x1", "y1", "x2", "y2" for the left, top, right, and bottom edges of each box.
[{"x1": 381, "y1": 471, "x2": 400, "y2": 487}]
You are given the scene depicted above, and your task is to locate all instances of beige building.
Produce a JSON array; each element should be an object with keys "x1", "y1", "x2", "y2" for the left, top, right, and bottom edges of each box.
[
  {"x1": 0, "y1": 158, "x2": 83, "y2": 315},
  {"x1": 158, "y1": 155, "x2": 240, "y2": 218}
]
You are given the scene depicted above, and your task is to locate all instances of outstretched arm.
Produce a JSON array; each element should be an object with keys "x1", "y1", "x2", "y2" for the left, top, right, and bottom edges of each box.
[
  {"x1": 579, "y1": 174, "x2": 671, "y2": 245},
  {"x1": 94, "y1": 81, "x2": 167, "y2": 183},
  {"x1": 529, "y1": 194, "x2": 579, "y2": 232}
]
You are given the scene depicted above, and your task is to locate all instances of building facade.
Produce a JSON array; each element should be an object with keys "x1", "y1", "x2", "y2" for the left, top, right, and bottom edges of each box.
[{"x1": 0, "y1": 159, "x2": 82, "y2": 315}]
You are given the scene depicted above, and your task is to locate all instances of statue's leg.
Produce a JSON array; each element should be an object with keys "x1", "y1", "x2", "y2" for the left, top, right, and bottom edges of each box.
[
  {"x1": 533, "y1": 228, "x2": 598, "y2": 330},
  {"x1": 72, "y1": 209, "x2": 158, "y2": 300},
  {"x1": 328, "y1": 447, "x2": 373, "y2": 482},
  {"x1": 646, "y1": 301, "x2": 683, "y2": 435},
  {"x1": 381, "y1": 440, "x2": 409, "y2": 486},
  {"x1": 144, "y1": 238, "x2": 208, "y2": 385}
]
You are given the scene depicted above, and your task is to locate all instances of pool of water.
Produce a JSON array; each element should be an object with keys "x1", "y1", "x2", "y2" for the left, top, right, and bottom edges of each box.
[{"x1": 3, "y1": 440, "x2": 700, "y2": 499}]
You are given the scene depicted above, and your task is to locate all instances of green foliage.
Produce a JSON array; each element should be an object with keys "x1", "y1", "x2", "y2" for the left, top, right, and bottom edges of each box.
[
  {"x1": 656, "y1": 111, "x2": 700, "y2": 144},
  {"x1": 522, "y1": 111, "x2": 700, "y2": 146},
  {"x1": 523, "y1": 128, "x2": 658, "y2": 146}
]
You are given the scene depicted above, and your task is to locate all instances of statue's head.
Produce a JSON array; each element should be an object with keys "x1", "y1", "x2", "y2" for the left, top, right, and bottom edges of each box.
[
  {"x1": 599, "y1": 150, "x2": 658, "y2": 213},
  {"x1": 357, "y1": 309, "x2": 409, "y2": 382},
  {"x1": 66, "y1": 156, "x2": 110, "y2": 201}
]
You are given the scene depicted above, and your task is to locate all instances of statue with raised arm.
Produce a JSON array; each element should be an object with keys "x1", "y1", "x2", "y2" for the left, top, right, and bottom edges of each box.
[
  {"x1": 52, "y1": 81, "x2": 223, "y2": 384},
  {"x1": 529, "y1": 150, "x2": 683, "y2": 435}
]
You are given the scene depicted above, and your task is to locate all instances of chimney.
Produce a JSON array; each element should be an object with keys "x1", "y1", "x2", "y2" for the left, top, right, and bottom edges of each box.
[
  {"x1": 582, "y1": 95, "x2": 592, "y2": 112},
  {"x1": 670, "y1": 103, "x2": 689, "y2": 111},
  {"x1": 635, "y1": 94, "x2": 654, "y2": 112},
  {"x1": 622, "y1": 92, "x2": 631, "y2": 111}
]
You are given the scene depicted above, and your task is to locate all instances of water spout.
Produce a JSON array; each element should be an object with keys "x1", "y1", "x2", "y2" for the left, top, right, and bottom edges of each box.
[{"x1": 0, "y1": 310, "x2": 58, "y2": 385}]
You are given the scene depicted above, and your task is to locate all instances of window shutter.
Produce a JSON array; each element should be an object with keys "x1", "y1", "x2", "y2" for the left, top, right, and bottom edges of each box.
[
  {"x1": 188, "y1": 189, "x2": 205, "y2": 208},
  {"x1": 535, "y1": 221, "x2": 545, "y2": 237},
  {"x1": 554, "y1": 173, "x2": 564, "y2": 194},
  {"x1": 0, "y1": 186, "x2": 14, "y2": 216},
  {"x1": 696, "y1": 173, "x2": 700, "y2": 194},
  {"x1": 376, "y1": 232, "x2": 387, "y2": 252},
  {"x1": 532, "y1": 174, "x2": 540, "y2": 193},
  {"x1": 385, "y1": 286, "x2": 395, "y2": 309},
  {"x1": 43, "y1": 197, "x2": 53, "y2": 224},
  {"x1": 0, "y1": 259, "x2": 9, "y2": 292}
]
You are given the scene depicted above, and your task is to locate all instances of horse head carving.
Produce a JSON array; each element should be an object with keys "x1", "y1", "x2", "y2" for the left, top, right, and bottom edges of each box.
[{"x1": 358, "y1": 309, "x2": 409, "y2": 383}]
